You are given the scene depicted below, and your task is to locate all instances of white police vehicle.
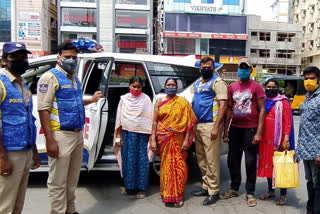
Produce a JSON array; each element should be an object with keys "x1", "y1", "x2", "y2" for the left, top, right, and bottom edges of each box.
[{"x1": 25, "y1": 53, "x2": 228, "y2": 174}]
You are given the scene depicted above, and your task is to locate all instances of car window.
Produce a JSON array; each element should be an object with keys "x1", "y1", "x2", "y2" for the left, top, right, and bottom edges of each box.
[
  {"x1": 83, "y1": 60, "x2": 112, "y2": 95},
  {"x1": 23, "y1": 62, "x2": 57, "y2": 94},
  {"x1": 145, "y1": 62, "x2": 200, "y2": 93},
  {"x1": 110, "y1": 62, "x2": 146, "y2": 86}
]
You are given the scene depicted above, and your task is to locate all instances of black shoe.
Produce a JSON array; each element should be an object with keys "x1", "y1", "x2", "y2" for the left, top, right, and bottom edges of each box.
[
  {"x1": 203, "y1": 194, "x2": 220, "y2": 206},
  {"x1": 66, "y1": 212, "x2": 79, "y2": 214},
  {"x1": 191, "y1": 189, "x2": 209, "y2": 197}
]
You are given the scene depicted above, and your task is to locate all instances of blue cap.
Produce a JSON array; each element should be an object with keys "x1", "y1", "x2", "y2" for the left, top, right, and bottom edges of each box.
[{"x1": 2, "y1": 42, "x2": 31, "y2": 54}]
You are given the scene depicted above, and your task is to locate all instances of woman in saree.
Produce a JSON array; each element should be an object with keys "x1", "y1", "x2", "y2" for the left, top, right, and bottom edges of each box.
[
  {"x1": 150, "y1": 78, "x2": 197, "y2": 208},
  {"x1": 113, "y1": 76, "x2": 153, "y2": 199},
  {"x1": 258, "y1": 79, "x2": 295, "y2": 206}
]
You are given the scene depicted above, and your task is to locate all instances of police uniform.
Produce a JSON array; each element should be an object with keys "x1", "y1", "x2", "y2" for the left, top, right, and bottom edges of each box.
[
  {"x1": 192, "y1": 73, "x2": 228, "y2": 196},
  {"x1": 38, "y1": 65, "x2": 84, "y2": 214},
  {"x1": 0, "y1": 69, "x2": 36, "y2": 214}
]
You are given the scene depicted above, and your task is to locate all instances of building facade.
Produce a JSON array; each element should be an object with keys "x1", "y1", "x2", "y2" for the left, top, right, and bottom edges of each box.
[
  {"x1": 113, "y1": 0, "x2": 153, "y2": 54},
  {"x1": 0, "y1": 0, "x2": 57, "y2": 57},
  {"x1": 248, "y1": 15, "x2": 302, "y2": 75},
  {"x1": 156, "y1": 0, "x2": 249, "y2": 72},
  {"x1": 271, "y1": 0, "x2": 290, "y2": 22},
  {"x1": 292, "y1": 0, "x2": 320, "y2": 69}
]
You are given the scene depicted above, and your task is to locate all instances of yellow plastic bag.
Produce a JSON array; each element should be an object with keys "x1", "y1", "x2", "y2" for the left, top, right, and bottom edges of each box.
[{"x1": 273, "y1": 150, "x2": 300, "y2": 188}]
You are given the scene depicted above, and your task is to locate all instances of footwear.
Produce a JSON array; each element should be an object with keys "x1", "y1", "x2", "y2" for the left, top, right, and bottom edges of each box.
[
  {"x1": 247, "y1": 194, "x2": 257, "y2": 207},
  {"x1": 203, "y1": 194, "x2": 220, "y2": 206},
  {"x1": 220, "y1": 190, "x2": 239, "y2": 200},
  {"x1": 276, "y1": 196, "x2": 287, "y2": 206},
  {"x1": 120, "y1": 187, "x2": 127, "y2": 195},
  {"x1": 191, "y1": 189, "x2": 209, "y2": 197},
  {"x1": 136, "y1": 191, "x2": 146, "y2": 199},
  {"x1": 66, "y1": 212, "x2": 79, "y2": 214},
  {"x1": 259, "y1": 192, "x2": 275, "y2": 200},
  {"x1": 173, "y1": 199, "x2": 184, "y2": 208}
]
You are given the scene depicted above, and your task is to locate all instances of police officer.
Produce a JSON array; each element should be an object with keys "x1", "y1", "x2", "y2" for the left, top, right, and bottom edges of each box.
[
  {"x1": 37, "y1": 42, "x2": 102, "y2": 214},
  {"x1": 191, "y1": 57, "x2": 228, "y2": 205},
  {"x1": 0, "y1": 42, "x2": 40, "y2": 213}
]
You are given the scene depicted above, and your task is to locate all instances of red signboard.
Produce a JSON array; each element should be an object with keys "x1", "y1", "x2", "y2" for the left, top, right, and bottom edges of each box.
[
  {"x1": 64, "y1": 14, "x2": 95, "y2": 23},
  {"x1": 163, "y1": 32, "x2": 248, "y2": 40},
  {"x1": 118, "y1": 41, "x2": 147, "y2": 49}
]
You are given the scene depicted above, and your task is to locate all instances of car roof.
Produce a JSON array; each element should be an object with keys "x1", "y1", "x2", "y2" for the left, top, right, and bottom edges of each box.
[
  {"x1": 28, "y1": 53, "x2": 196, "y2": 67},
  {"x1": 263, "y1": 75, "x2": 304, "y2": 80}
]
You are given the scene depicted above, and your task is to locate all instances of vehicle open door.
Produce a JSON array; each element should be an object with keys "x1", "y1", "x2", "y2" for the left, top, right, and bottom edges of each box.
[{"x1": 81, "y1": 57, "x2": 114, "y2": 170}]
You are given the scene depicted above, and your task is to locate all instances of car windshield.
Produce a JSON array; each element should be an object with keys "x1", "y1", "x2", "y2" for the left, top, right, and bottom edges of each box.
[{"x1": 145, "y1": 62, "x2": 200, "y2": 93}]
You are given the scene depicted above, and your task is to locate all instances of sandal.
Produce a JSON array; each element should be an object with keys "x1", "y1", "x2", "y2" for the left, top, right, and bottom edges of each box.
[
  {"x1": 220, "y1": 190, "x2": 239, "y2": 200},
  {"x1": 120, "y1": 187, "x2": 127, "y2": 195},
  {"x1": 173, "y1": 199, "x2": 184, "y2": 208},
  {"x1": 247, "y1": 194, "x2": 257, "y2": 207},
  {"x1": 259, "y1": 192, "x2": 275, "y2": 200},
  {"x1": 276, "y1": 196, "x2": 287, "y2": 206},
  {"x1": 136, "y1": 191, "x2": 146, "y2": 199}
]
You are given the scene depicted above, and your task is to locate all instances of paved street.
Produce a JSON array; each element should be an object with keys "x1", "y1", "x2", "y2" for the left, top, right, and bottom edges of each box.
[{"x1": 24, "y1": 116, "x2": 307, "y2": 214}]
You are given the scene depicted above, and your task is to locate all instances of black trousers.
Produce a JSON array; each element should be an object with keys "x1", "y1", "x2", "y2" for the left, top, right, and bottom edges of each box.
[
  {"x1": 227, "y1": 126, "x2": 259, "y2": 195},
  {"x1": 304, "y1": 160, "x2": 320, "y2": 214}
]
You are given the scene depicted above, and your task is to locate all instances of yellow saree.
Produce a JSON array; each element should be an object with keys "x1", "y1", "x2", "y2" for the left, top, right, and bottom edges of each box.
[{"x1": 157, "y1": 96, "x2": 197, "y2": 203}]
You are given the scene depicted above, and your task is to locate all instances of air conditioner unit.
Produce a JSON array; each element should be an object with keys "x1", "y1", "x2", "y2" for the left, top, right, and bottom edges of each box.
[
  {"x1": 310, "y1": 8, "x2": 314, "y2": 14},
  {"x1": 316, "y1": 42, "x2": 320, "y2": 47},
  {"x1": 301, "y1": 12, "x2": 306, "y2": 18},
  {"x1": 310, "y1": 26, "x2": 314, "y2": 31},
  {"x1": 295, "y1": 0, "x2": 298, "y2": 6},
  {"x1": 317, "y1": 22, "x2": 320, "y2": 28},
  {"x1": 294, "y1": 16, "x2": 298, "y2": 22},
  {"x1": 302, "y1": 47, "x2": 305, "y2": 51},
  {"x1": 310, "y1": 44, "x2": 314, "y2": 49}
]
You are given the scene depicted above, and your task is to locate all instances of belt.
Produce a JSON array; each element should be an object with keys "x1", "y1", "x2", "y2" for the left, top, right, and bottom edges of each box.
[{"x1": 64, "y1": 129, "x2": 81, "y2": 132}]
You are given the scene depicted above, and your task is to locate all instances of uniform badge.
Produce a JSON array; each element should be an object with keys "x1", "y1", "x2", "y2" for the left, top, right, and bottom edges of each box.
[{"x1": 39, "y1": 84, "x2": 48, "y2": 93}]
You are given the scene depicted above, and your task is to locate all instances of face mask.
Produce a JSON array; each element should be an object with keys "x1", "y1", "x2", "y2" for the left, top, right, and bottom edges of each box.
[
  {"x1": 238, "y1": 68, "x2": 251, "y2": 80},
  {"x1": 165, "y1": 87, "x2": 177, "y2": 96},
  {"x1": 7, "y1": 60, "x2": 29, "y2": 75},
  {"x1": 130, "y1": 89, "x2": 142, "y2": 97},
  {"x1": 304, "y1": 79, "x2": 319, "y2": 92},
  {"x1": 265, "y1": 89, "x2": 278, "y2": 98},
  {"x1": 60, "y1": 58, "x2": 77, "y2": 73},
  {"x1": 200, "y1": 68, "x2": 213, "y2": 80}
]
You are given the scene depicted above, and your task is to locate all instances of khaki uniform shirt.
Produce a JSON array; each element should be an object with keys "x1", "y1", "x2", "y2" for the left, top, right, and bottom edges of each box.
[
  {"x1": 0, "y1": 69, "x2": 30, "y2": 106},
  {"x1": 37, "y1": 65, "x2": 77, "y2": 111}
]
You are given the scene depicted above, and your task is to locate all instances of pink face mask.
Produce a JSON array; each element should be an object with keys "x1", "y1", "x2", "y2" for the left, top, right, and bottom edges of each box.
[{"x1": 130, "y1": 89, "x2": 142, "y2": 96}]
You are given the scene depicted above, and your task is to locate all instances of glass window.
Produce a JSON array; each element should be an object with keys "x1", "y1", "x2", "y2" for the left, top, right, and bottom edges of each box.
[
  {"x1": 209, "y1": 39, "x2": 246, "y2": 57},
  {"x1": 165, "y1": 13, "x2": 246, "y2": 34},
  {"x1": 166, "y1": 38, "x2": 195, "y2": 55},
  {"x1": 116, "y1": 11, "x2": 149, "y2": 29},
  {"x1": 116, "y1": 0, "x2": 149, "y2": 5},
  {"x1": 62, "y1": 8, "x2": 96, "y2": 27},
  {"x1": 110, "y1": 62, "x2": 146, "y2": 85},
  {"x1": 62, "y1": 32, "x2": 97, "y2": 42},
  {"x1": 0, "y1": 0, "x2": 11, "y2": 42},
  {"x1": 115, "y1": 34, "x2": 148, "y2": 54},
  {"x1": 146, "y1": 62, "x2": 200, "y2": 94}
]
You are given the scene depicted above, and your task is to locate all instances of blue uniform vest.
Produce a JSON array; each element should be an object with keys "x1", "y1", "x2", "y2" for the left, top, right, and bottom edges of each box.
[
  {"x1": 0, "y1": 74, "x2": 36, "y2": 151},
  {"x1": 49, "y1": 68, "x2": 85, "y2": 130},
  {"x1": 192, "y1": 73, "x2": 219, "y2": 123}
]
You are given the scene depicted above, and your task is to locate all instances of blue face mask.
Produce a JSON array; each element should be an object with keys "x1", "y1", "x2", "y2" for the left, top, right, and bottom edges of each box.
[
  {"x1": 165, "y1": 87, "x2": 177, "y2": 96},
  {"x1": 238, "y1": 68, "x2": 251, "y2": 80}
]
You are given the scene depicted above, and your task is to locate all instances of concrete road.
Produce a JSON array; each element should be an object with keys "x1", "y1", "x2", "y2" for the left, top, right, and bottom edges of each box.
[{"x1": 24, "y1": 116, "x2": 307, "y2": 214}]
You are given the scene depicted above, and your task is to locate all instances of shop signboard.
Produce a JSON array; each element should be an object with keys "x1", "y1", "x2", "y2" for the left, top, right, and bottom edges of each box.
[
  {"x1": 18, "y1": 12, "x2": 41, "y2": 40},
  {"x1": 219, "y1": 56, "x2": 247, "y2": 64},
  {"x1": 164, "y1": 0, "x2": 240, "y2": 14},
  {"x1": 163, "y1": 32, "x2": 248, "y2": 40}
]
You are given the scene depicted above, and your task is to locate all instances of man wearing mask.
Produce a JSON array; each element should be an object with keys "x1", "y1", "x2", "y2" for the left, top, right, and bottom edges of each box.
[
  {"x1": 37, "y1": 42, "x2": 102, "y2": 214},
  {"x1": 0, "y1": 42, "x2": 40, "y2": 213},
  {"x1": 220, "y1": 58, "x2": 265, "y2": 207},
  {"x1": 296, "y1": 66, "x2": 320, "y2": 214},
  {"x1": 191, "y1": 57, "x2": 228, "y2": 205}
]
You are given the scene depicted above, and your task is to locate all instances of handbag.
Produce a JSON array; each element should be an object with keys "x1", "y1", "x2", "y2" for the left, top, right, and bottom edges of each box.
[{"x1": 273, "y1": 150, "x2": 300, "y2": 188}]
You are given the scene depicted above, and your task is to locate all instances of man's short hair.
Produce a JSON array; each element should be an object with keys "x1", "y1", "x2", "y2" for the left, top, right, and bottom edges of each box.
[
  {"x1": 1, "y1": 52, "x2": 8, "y2": 60},
  {"x1": 58, "y1": 42, "x2": 79, "y2": 55},
  {"x1": 303, "y1": 66, "x2": 320, "y2": 78},
  {"x1": 200, "y1": 57, "x2": 215, "y2": 66}
]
